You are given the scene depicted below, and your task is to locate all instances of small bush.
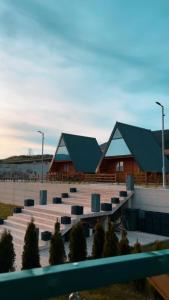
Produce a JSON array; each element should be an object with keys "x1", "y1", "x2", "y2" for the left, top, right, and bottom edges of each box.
[
  {"x1": 0, "y1": 230, "x2": 15, "y2": 273},
  {"x1": 119, "y1": 229, "x2": 130, "y2": 255},
  {"x1": 49, "y1": 221, "x2": 66, "y2": 265},
  {"x1": 103, "y1": 222, "x2": 119, "y2": 258},
  {"x1": 22, "y1": 219, "x2": 41, "y2": 270},
  {"x1": 69, "y1": 221, "x2": 87, "y2": 262},
  {"x1": 92, "y1": 221, "x2": 105, "y2": 259}
]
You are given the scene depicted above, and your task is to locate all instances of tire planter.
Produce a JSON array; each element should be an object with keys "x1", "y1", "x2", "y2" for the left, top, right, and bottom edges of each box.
[
  {"x1": 24, "y1": 199, "x2": 34, "y2": 207},
  {"x1": 101, "y1": 203, "x2": 112, "y2": 211},
  {"x1": 70, "y1": 188, "x2": 77, "y2": 193},
  {"x1": 41, "y1": 231, "x2": 52, "y2": 241},
  {"x1": 71, "y1": 205, "x2": 83, "y2": 215},
  {"x1": 13, "y1": 207, "x2": 22, "y2": 213},
  {"x1": 111, "y1": 197, "x2": 120, "y2": 204},
  {"x1": 61, "y1": 216, "x2": 71, "y2": 225},
  {"x1": 119, "y1": 191, "x2": 128, "y2": 197},
  {"x1": 61, "y1": 193, "x2": 69, "y2": 198},
  {"x1": 52, "y1": 197, "x2": 62, "y2": 204}
]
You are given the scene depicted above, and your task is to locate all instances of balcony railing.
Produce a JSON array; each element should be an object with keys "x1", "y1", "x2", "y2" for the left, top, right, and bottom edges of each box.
[{"x1": 0, "y1": 249, "x2": 169, "y2": 300}]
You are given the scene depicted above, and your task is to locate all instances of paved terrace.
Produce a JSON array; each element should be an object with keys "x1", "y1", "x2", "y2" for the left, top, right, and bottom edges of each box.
[
  {"x1": 0, "y1": 183, "x2": 129, "y2": 269},
  {"x1": 0, "y1": 182, "x2": 168, "y2": 271}
]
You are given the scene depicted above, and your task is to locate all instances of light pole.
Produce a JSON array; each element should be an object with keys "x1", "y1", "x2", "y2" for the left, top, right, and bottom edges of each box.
[
  {"x1": 37, "y1": 130, "x2": 44, "y2": 183},
  {"x1": 155, "y1": 101, "x2": 166, "y2": 188}
]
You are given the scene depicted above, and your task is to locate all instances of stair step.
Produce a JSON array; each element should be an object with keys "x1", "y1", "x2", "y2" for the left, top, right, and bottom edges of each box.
[
  {"x1": 25, "y1": 206, "x2": 67, "y2": 216},
  {"x1": 8, "y1": 215, "x2": 56, "y2": 228},
  {"x1": 4, "y1": 219, "x2": 54, "y2": 232},
  {"x1": 12, "y1": 213, "x2": 56, "y2": 225},
  {"x1": 22, "y1": 208, "x2": 66, "y2": 221},
  {"x1": 0, "y1": 224, "x2": 25, "y2": 237}
]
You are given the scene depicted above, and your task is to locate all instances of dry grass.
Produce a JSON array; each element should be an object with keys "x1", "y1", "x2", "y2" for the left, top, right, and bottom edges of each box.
[
  {"x1": 0, "y1": 202, "x2": 19, "y2": 219},
  {"x1": 49, "y1": 283, "x2": 147, "y2": 300}
]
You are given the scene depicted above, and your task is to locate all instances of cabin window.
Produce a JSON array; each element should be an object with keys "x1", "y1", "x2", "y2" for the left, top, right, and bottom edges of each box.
[
  {"x1": 55, "y1": 138, "x2": 71, "y2": 161},
  {"x1": 105, "y1": 129, "x2": 131, "y2": 157},
  {"x1": 116, "y1": 161, "x2": 124, "y2": 172}
]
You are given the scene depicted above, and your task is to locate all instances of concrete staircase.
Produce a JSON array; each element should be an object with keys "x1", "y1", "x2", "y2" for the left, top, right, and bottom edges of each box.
[
  {"x1": 0, "y1": 205, "x2": 70, "y2": 249},
  {"x1": 0, "y1": 186, "x2": 133, "y2": 250}
]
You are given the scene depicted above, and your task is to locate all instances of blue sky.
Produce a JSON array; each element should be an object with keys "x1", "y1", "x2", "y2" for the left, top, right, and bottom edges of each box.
[{"x1": 1, "y1": 0, "x2": 169, "y2": 158}]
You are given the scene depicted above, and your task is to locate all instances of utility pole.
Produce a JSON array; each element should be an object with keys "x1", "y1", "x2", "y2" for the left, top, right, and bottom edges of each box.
[
  {"x1": 37, "y1": 131, "x2": 44, "y2": 183},
  {"x1": 156, "y1": 102, "x2": 166, "y2": 188}
]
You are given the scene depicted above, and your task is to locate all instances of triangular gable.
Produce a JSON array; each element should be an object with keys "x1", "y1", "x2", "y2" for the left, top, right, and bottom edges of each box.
[
  {"x1": 48, "y1": 134, "x2": 71, "y2": 173},
  {"x1": 117, "y1": 122, "x2": 168, "y2": 172},
  {"x1": 105, "y1": 128, "x2": 131, "y2": 157},
  {"x1": 97, "y1": 122, "x2": 169, "y2": 173},
  {"x1": 55, "y1": 136, "x2": 71, "y2": 161}
]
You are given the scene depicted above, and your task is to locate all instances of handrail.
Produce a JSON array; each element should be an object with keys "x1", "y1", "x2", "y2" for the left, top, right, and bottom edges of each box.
[{"x1": 0, "y1": 250, "x2": 169, "y2": 300}]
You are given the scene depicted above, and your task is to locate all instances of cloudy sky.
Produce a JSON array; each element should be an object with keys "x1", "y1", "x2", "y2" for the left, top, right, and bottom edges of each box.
[{"x1": 1, "y1": 0, "x2": 169, "y2": 158}]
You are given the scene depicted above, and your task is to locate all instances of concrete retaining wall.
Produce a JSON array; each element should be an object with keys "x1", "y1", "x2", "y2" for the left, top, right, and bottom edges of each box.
[
  {"x1": 0, "y1": 182, "x2": 72, "y2": 206},
  {"x1": 132, "y1": 187, "x2": 169, "y2": 213},
  {"x1": 0, "y1": 182, "x2": 125, "y2": 206}
]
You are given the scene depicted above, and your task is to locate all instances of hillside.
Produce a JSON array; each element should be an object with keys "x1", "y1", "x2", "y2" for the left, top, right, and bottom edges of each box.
[{"x1": 0, "y1": 155, "x2": 53, "y2": 164}]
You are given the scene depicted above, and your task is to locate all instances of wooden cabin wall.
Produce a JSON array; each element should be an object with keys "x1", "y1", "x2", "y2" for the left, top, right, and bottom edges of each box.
[
  {"x1": 49, "y1": 161, "x2": 76, "y2": 175},
  {"x1": 99, "y1": 157, "x2": 140, "y2": 175}
]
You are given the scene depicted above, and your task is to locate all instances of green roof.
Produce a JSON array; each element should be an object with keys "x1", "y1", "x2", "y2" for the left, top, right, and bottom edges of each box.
[
  {"x1": 153, "y1": 130, "x2": 169, "y2": 149},
  {"x1": 52, "y1": 133, "x2": 102, "y2": 173},
  {"x1": 100, "y1": 122, "x2": 169, "y2": 173}
]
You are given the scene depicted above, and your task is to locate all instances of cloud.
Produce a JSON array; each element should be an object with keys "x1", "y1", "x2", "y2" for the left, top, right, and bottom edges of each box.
[{"x1": 1, "y1": 0, "x2": 169, "y2": 158}]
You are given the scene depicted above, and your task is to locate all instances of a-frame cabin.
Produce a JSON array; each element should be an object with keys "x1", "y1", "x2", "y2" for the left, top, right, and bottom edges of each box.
[
  {"x1": 49, "y1": 133, "x2": 102, "y2": 176},
  {"x1": 97, "y1": 122, "x2": 169, "y2": 182}
]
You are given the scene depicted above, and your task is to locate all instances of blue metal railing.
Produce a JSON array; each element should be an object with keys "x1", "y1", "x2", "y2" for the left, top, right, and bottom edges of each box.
[{"x1": 0, "y1": 249, "x2": 169, "y2": 300}]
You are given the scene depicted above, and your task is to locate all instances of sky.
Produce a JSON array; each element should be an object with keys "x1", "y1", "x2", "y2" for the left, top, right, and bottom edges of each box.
[{"x1": 1, "y1": 0, "x2": 169, "y2": 158}]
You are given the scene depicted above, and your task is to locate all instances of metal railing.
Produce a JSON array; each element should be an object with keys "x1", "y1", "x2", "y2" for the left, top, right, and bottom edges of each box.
[{"x1": 0, "y1": 249, "x2": 169, "y2": 300}]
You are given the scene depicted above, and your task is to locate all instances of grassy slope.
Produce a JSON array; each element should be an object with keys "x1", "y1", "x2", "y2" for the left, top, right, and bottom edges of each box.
[{"x1": 0, "y1": 202, "x2": 19, "y2": 219}]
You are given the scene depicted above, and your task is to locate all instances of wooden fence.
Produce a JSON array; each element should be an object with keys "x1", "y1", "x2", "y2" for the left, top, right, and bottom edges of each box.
[{"x1": 1, "y1": 172, "x2": 169, "y2": 185}]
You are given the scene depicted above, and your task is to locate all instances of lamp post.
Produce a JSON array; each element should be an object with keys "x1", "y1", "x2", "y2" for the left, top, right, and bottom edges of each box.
[
  {"x1": 155, "y1": 101, "x2": 166, "y2": 188},
  {"x1": 37, "y1": 130, "x2": 44, "y2": 183}
]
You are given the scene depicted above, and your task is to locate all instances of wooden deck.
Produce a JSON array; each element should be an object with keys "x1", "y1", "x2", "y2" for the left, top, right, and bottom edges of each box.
[{"x1": 148, "y1": 275, "x2": 169, "y2": 299}]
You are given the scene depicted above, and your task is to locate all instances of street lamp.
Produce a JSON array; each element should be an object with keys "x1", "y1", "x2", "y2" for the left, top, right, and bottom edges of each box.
[
  {"x1": 155, "y1": 101, "x2": 166, "y2": 188},
  {"x1": 37, "y1": 130, "x2": 44, "y2": 183}
]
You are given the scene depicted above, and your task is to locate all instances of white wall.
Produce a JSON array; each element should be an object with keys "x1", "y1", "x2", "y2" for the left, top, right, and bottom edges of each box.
[{"x1": 132, "y1": 187, "x2": 169, "y2": 213}]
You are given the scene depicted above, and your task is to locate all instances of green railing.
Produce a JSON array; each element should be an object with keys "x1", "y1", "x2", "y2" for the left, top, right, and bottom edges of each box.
[{"x1": 1, "y1": 250, "x2": 169, "y2": 300}]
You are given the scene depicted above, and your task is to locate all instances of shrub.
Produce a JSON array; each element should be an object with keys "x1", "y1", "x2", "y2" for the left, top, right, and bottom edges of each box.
[
  {"x1": 0, "y1": 230, "x2": 15, "y2": 273},
  {"x1": 22, "y1": 219, "x2": 41, "y2": 270},
  {"x1": 133, "y1": 239, "x2": 142, "y2": 254},
  {"x1": 69, "y1": 221, "x2": 87, "y2": 262},
  {"x1": 153, "y1": 240, "x2": 163, "y2": 251},
  {"x1": 92, "y1": 221, "x2": 105, "y2": 259},
  {"x1": 119, "y1": 229, "x2": 130, "y2": 255},
  {"x1": 49, "y1": 221, "x2": 66, "y2": 265},
  {"x1": 103, "y1": 222, "x2": 119, "y2": 258}
]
